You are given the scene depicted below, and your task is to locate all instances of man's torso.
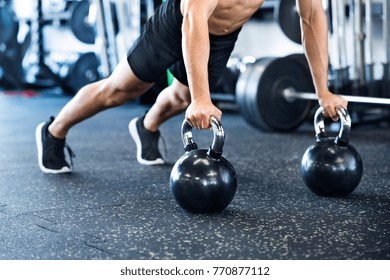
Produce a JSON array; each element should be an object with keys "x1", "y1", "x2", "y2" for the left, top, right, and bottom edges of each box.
[{"x1": 180, "y1": 0, "x2": 265, "y2": 35}]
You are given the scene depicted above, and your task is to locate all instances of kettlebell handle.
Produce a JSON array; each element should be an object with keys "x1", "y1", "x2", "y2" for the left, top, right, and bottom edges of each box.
[
  {"x1": 314, "y1": 107, "x2": 351, "y2": 146},
  {"x1": 181, "y1": 116, "x2": 225, "y2": 160}
]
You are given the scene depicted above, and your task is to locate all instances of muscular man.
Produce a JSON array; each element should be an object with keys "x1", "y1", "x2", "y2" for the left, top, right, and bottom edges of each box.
[{"x1": 36, "y1": 0, "x2": 347, "y2": 173}]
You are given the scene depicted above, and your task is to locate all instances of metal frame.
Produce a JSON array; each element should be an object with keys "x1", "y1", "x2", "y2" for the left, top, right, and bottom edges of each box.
[
  {"x1": 92, "y1": 0, "x2": 144, "y2": 77},
  {"x1": 290, "y1": 0, "x2": 390, "y2": 108},
  {"x1": 384, "y1": 0, "x2": 390, "y2": 80}
]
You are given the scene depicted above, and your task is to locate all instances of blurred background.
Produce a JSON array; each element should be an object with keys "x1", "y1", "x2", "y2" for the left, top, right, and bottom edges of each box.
[{"x1": 0, "y1": 0, "x2": 389, "y2": 131}]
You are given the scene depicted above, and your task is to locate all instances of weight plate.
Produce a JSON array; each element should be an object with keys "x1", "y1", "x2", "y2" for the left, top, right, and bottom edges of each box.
[
  {"x1": 68, "y1": 52, "x2": 100, "y2": 93},
  {"x1": 0, "y1": 7, "x2": 19, "y2": 44},
  {"x1": 276, "y1": 0, "x2": 302, "y2": 44},
  {"x1": 70, "y1": 0, "x2": 95, "y2": 44},
  {"x1": 236, "y1": 57, "x2": 275, "y2": 129},
  {"x1": 236, "y1": 56, "x2": 314, "y2": 132},
  {"x1": 235, "y1": 59, "x2": 253, "y2": 125},
  {"x1": 220, "y1": 56, "x2": 242, "y2": 94},
  {"x1": 239, "y1": 57, "x2": 275, "y2": 129}
]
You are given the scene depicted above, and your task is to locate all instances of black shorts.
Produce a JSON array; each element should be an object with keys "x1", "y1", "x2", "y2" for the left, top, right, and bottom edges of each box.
[{"x1": 127, "y1": 0, "x2": 241, "y2": 91}]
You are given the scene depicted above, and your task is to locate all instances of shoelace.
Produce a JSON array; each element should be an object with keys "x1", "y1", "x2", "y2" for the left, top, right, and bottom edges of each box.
[
  {"x1": 159, "y1": 134, "x2": 168, "y2": 159},
  {"x1": 65, "y1": 143, "x2": 76, "y2": 167}
]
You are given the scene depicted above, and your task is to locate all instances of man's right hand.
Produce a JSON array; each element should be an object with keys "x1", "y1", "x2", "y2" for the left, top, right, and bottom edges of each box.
[
  {"x1": 318, "y1": 91, "x2": 348, "y2": 121},
  {"x1": 185, "y1": 97, "x2": 222, "y2": 130}
]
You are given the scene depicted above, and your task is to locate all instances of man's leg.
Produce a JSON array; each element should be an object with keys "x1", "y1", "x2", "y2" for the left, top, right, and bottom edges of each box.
[
  {"x1": 129, "y1": 79, "x2": 190, "y2": 165},
  {"x1": 144, "y1": 79, "x2": 190, "y2": 132},
  {"x1": 36, "y1": 58, "x2": 154, "y2": 173},
  {"x1": 49, "y1": 59, "x2": 153, "y2": 138}
]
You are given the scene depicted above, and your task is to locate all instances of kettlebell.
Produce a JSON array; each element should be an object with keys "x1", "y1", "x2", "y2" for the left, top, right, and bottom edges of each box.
[
  {"x1": 301, "y1": 107, "x2": 363, "y2": 196},
  {"x1": 170, "y1": 116, "x2": 237, "y2": 213}
]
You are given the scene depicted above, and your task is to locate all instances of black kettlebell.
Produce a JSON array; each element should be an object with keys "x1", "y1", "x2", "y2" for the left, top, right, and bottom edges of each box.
[
  {"x1": 301, "y1": 107, "x2": 363, "y2": 196},
  {"x1": 170, "y1": 116, "x2": 237, "y2": 213}
]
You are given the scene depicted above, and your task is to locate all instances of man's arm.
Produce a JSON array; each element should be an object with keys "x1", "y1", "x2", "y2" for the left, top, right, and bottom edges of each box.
[
  {"x1": 181, "y1": 0, "x2": 222, "y2": 129},
  {"x1": 296, "y1": 0, "x2": 347, "y2": 121}
]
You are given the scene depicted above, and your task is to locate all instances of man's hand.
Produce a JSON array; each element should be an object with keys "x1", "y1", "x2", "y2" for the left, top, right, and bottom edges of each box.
[
  {"x1": 185, "y1": 97, "x2": 222, "y2": 129},
  {"x1": 318, "y1": 92, "x2": 348, "y2": 121}
]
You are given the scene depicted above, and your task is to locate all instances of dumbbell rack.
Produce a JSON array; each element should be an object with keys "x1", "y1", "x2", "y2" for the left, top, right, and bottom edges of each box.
[
  {"x1": 6, "y1": 0, "x2": 145, "y2": 94},
  {"x1": 7, "y1": 0, "x2": 99, "y2": 94},
  {"x1": 23, "y1": 0, "x2": 72, "y2": 91}
]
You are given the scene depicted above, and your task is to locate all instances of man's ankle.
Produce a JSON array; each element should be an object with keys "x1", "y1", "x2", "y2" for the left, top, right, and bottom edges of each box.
[
  {"x1": 143, "y1": 117, "x2": 159, "y2": 133},
  {"x1": 48, "y1": 124, "x2": 66, "y2": 140}
]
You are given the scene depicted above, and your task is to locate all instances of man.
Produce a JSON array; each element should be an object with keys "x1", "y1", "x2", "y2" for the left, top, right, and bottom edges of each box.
[{"x1": 36, "y1": 0, "x2": 347, "y2": 173}]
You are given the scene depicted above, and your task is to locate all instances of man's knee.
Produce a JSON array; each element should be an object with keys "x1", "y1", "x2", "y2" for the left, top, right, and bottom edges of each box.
[
  {"x1": 169, "y1": 80, "x2": 190, "y2": 109},
  {"x1": 97, "y1": 59, "x2": 153, "y2": 108},
  {"x1": 92, "y1": 81, "x2": 133, "y2": 108}
]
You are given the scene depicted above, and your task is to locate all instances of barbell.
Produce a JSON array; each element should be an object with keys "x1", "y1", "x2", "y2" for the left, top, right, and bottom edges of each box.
[
  {"x1": 235, "y1": 54, "x2": 390, "y2": 132},
  {"x1": 283, "y1": 87, "x2": 390, "y2": 105}
]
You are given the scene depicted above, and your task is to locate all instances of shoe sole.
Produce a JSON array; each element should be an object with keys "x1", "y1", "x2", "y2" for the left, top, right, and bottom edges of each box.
[
  {"x1": 129, "y1": 118, "x2": 165, "y2": 165},
  {"x1": 35, "y1": 122, "x2": 72, "y2": 174}
]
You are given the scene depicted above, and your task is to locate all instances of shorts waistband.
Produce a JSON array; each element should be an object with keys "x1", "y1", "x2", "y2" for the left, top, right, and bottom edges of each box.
[{"x1": 209, "y1": 27, "x2": 242, "y2": 40}]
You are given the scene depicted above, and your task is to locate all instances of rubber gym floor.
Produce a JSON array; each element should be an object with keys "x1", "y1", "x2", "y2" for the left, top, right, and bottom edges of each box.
[{"x1": 0, "y1": 91, "x2": 389, "y2": 260}]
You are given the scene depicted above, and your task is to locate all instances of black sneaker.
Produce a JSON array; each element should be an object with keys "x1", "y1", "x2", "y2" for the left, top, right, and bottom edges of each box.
[
  {"x1": 129, "y1": 116, "x2": 164, "y2": 165},
  {"x1": 35, "y1": 117, "x2": 75, "y2": 174}
]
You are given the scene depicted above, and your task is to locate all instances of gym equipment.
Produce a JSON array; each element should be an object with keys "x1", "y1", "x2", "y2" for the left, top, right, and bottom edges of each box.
[
  {"x1": 12, "y1": 0, "x2": 68, "y2": 20},
  {"x1": 365, "y1": 0, "x2": 374, "y2": 82},
  {"x1": 70, "y1": 0, "x2": 95, "y2": 44},
  {"x1": 329, "y1": 0, "x2": 350, "y2": 92},
  {"x1": 283, "y1": 87, "x2": 390, "y2": 105},
  {"x1": 210, "y1": 56, "x2": 257, "y2": 105},
  {"x1": 234, "y1": 45, "x2": 390, "y2": 132},
  {"x1": 0, "y1": 1, "x2": 25, "y2": 89},
  {"x1": 0, "y1": 52, "x2": 24, "y2": 89},
  {"x1": 90, "y1": 0, "x2": 154, "y2": 77},
  {"x1": 276, "y1": 0, "x2": 301, "y2": 44},
  {"x1": 353, "y1": 0, "x2": 366, "y2": 85},
  {"x1": 383, "y1": 0, "x2": 390, "y2": 93},
  {"x1": 170, "y1": 116, "x2": 237, "y2": 214},
  {"x1": 24, "y1": 0, "x2": 74, "y2": 92},
  {"x1": 0, "y1": 2, "x2": 19, "y2": 45},
  {"x1": 66, "y1": 52, "x2": 101, "y2": 93},
  {"x1": 301, "y1": 107, "x2": 363, "y2": 196},
  {"x1": 235, "y1": 54, "x2": 314, "y2": 131},
  {"x1": 220, "y1": 55, "x2": 242, "y2": 95},
  {"x1": 210, "y1": 55, "x2": 244, "y2": 103}
]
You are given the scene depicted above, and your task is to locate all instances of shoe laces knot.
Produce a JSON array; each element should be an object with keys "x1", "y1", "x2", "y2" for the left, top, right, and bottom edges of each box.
[
  {"x1": 65, "y1": 143, "x2": 75, "y2": 167},
  {"x1": 159, "y1": 134, "x2": 168, "y2": 159}
]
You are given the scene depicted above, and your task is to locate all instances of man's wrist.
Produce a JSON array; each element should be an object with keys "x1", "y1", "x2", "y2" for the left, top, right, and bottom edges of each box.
[
  {"x1": 191, "y1": 93, "x2": 212, "y2": 103},
  {"x1": 316, "y1": 87, "x2": 331, "y2": 99}
]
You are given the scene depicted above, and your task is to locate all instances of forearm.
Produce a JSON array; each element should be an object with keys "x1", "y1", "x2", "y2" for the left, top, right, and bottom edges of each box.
[
  {"x1": 182, "y1": 14, "x2": 211, "y2": 101},
  {"x1": 299, "y1": 4, "x2": 330, "y2": 98}
]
